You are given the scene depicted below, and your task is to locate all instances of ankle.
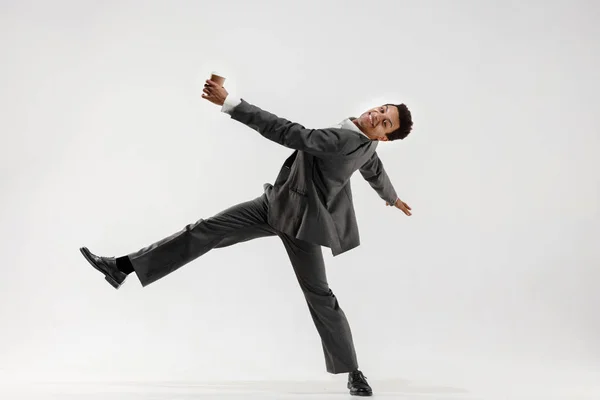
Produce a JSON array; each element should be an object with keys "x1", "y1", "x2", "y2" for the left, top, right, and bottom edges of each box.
[{"x1": 116, "y1": 256, "x2": 134, "y2": 274}]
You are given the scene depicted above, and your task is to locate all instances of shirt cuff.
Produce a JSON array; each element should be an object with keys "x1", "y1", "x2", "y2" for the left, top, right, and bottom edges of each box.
[{"x1": 221, "y1": 95, "x2": 242, "y2": 115}]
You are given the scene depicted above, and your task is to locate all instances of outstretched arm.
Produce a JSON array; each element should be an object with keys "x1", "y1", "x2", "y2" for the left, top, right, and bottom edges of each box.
[
  {"x1": 359, "y1": 152, "x2": 412, "y2": 216},
  {"x1": 202, "y1": 80, "x2": 361, "y2": 158},
  {"x1": 226, "y1": 97, "x2": 357, "y2": 158},
  {"x1": 359, "y1": 151, "x2": 398, "y2": 204}
]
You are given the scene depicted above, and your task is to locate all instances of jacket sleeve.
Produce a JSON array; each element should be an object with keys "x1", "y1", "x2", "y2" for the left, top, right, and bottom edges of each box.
[
  {"x1": 224, "y1": 98, "x2": 359, "y2": 158},
  {"x1": 359, "y1": 151, "x2": 399, "y2": 204}
]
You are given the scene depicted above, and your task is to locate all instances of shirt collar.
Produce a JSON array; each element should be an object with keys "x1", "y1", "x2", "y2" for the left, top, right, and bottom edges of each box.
[{"x1": 335, "y1": 117, "x2": 370, "y2": 139}]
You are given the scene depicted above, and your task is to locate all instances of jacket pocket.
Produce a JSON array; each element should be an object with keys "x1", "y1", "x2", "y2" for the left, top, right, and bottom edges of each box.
[{"x1": 290, "y1": 187, "x2": 307, "y2": 197}]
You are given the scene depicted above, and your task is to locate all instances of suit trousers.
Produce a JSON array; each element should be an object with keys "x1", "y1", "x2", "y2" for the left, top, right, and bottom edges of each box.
[{"x1": 126, "y1": 192, "x2": 359, "y2": 374}]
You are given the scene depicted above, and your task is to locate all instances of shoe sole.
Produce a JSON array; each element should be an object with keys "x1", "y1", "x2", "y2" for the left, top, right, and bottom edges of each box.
[
  {"x1": 350, "y1": 391, "x2": 372, "y2": 397},
  {"x1": 348, "y1": 384, "x2": 372, "y2": 397},
  {"x1": 79, "y1": 247, "x2": 126, "y2": 290}
]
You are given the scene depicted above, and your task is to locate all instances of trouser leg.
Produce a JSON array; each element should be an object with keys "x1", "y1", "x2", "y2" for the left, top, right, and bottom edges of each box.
[
  {"x1": 128, "y1": 193, "x2": 275, "y2": 287},
  {"x1": 278, "y1": 233, "x2": 359, "y2": 374}
]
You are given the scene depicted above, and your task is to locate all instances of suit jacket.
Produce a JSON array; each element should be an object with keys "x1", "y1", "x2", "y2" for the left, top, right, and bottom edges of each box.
[{"x1": 227, "y1": 98, "x2": 398, "y2": 256}]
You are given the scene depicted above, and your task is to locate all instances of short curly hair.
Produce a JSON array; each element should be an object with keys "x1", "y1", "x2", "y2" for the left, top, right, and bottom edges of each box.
[{"x1": 385, "y1": 103, "x2": 413, "y2": 141}]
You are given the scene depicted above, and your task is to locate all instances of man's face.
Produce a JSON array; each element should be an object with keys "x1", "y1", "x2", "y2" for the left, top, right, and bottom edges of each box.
[{"x1": 353, "y1": 104, "x2": 400, "y2": 141}]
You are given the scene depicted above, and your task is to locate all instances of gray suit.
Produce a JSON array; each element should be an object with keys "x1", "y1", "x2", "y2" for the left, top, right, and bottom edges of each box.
[{"x1": 127, "y1": 98, "x2": 398, "y2": 374}]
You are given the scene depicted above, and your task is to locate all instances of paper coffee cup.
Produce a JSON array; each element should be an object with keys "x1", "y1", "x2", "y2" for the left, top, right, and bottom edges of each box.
[{"x1": 210, "y1": 72, "x2": 226, "y2": 86}]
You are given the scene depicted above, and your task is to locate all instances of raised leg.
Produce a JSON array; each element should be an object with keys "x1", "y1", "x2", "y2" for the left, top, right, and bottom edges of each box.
[{"x1": 128, "y1": 193, "x2": 276, "y2": 287}]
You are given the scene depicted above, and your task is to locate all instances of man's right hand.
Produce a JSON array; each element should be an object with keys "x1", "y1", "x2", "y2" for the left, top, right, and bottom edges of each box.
[{"x1": 386, "y1": 198, "x2": 412, "y2": 216}]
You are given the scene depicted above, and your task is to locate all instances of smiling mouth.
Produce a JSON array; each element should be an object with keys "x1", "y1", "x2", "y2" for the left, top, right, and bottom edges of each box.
[{"x1": 369, "y1": 112, "x2": 374, "y2": 127}]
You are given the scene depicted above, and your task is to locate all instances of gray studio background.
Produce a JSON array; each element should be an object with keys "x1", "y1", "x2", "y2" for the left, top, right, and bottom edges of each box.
[{"x1": 1, "y1": 0, "x2": 599, "y2": 393}]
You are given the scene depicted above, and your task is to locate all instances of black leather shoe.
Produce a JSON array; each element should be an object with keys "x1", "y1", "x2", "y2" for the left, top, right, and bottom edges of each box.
[
  {"x1": 348, "y1": 370, "x2": 373, "y2": 396},
  {"x1": 80, "y1": 247, "x2": 128, "y2": 289}
]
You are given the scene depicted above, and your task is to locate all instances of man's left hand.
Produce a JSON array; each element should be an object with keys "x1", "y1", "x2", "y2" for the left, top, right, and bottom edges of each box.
[
  {"x1": 202, "y1": 79, "x2": 229, "y2": 106},
  {"x1": 386, "y1": 198, "x2": 412, "y2": 216}
]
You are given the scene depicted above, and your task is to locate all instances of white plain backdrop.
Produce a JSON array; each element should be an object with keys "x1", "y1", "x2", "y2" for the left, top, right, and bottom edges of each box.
[{"x1": 1, "y1": 0, "x2": 599, "y2": 395}]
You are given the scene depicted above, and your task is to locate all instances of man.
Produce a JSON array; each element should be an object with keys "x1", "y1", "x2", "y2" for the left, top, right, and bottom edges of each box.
[{"x1": 80, "y1": 78, "x2": 413, "y2": 396}]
